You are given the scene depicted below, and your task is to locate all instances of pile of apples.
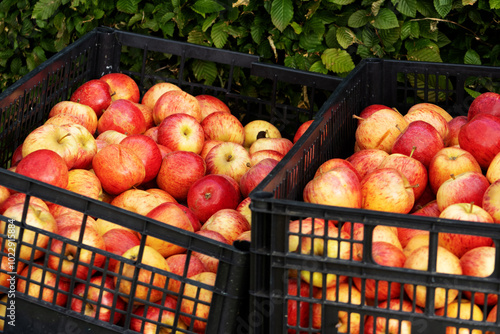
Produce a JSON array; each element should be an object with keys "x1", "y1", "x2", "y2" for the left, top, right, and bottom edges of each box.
[
  {"x1": 0, "y1": 73, "x2": 313, "y2": 332},
  {"x1": 286, "y1": 93, "x2": 500, "y2": 333}
]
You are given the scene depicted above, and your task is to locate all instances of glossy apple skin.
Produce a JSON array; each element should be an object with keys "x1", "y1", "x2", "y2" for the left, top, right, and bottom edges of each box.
[
  {"x1": 153, "y1": 90, "x2": 202, "y2": 125},
  {"x1": 467, "y1": 91, "x2": 500, "y2": 121},
  {"x1": 70, "y1": 79, "x2": 112, "y2": 118},
  {"x1": 16, "y1": 149, "x2": 69, "y2": 189},
  {"x1": 460, "y1": 246, "x2": 498, "y2": 306},
  {"x1": 97, "y1": 99, "x2": 147, "y2": 135},
  {"x1": 120, "y1": 134, "x2": 163, "y2": 184},
  {"x1": 157, "y1": 113, "x2": 205, "y2": 154},
  {"x1": 346, "y1": 148, "x2": 389, "y2": 180},
  {"x1": 100, "y1": 72, "x2": 141, "y2": 103},
  {"x1": 201, "y1": 111, "x2": 245, "y2": 145},
  {"x1": 445, "y1": 115, "x2": 468, "y2": 147},
  {"x1": 459, "y1": 113, "x2": 500, "y2": 170},
  {"x1": 196, "y1": 94, "x2": 231, "y2": 121},
  {"x1": 436, "y1": 171, "x2": 490, "y2": 212},
  {"x1": 49, "y1": 100, "x2": 99, "y2": 135},
  {"x1": 403, "y1": 107, "x2": 449, "y2": 140},
  {"x1": 141, "y1": 82, "x2": 182, "y2": 111},
  {"x1": 239, "y1": 158, "x2": 279, "y2": 198}
]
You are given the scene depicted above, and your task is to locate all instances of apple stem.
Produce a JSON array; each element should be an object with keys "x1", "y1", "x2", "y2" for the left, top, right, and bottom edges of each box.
[
  {"x1": 392, "y1": 107, "x2": 402, "y2": 116},
  {"x1": 409, "y1": 146, "x2": 416, "y2": 158},
  {"x1": 468, "y1": 202, "x2": 474, "y2": 213},
  {"x1": 58, "y1": 132, "x2": 72, "y2": 143},
  {"x1": 352, "y1": 115, "x2": 364, "y2": 121},
  {"x1": 450, "y1": 173, "x2": 456, "y2": 180},
  {"x1": 395, "y1": 124, "x2": 403, "y2": 133},
  {"x1": 406, "y1": 184, "x2": 419, "y2": 189}
]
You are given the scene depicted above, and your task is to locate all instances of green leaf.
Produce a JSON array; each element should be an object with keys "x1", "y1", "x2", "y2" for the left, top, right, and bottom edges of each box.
[
  {"x1": 464, "y1": 87, "x2": 482, "y2": 99},
  {"x1": 328, "y1": 0, "x2": 356, "y2": 4},
  {"x1": 117, "y1": 0, "x2": 140, "y2": 14},
  {"x1": 251, "y1": 15, "x2": 267, "y2": 44},
  {"x1": 192, "y1": 0, "x2": 225, "y2": 15},
  {"x1": 192, "y1": 59, "x2": 217, "y2": 85},
  {"x1": 379, "y1": 27, "x2": 400, "y2": 47},
  {"x1": 271, "y1": 0, "x2": 293, "y2": 32},
  {"x1": 299, "y1": 16, "x2": 325, "y2": 51},
  {"x1": 309, "y1": 60, "x2": 329, "y2": 75},
  {"x1": 290, "y1": 22, "x2": 303, "y2": 34},
  {"x1": 464, "y1": 49, "x2": 481, "y2": 65},
  {"x1": 371, "y1": 0, "x2": 385, "y2": 16},
  {"x1": 396, "y1": 0, "x2": 417, "y2": 17},
  {"x1": 406, "y1": 40, "x2": 442, "y2": 63},
  {"x1": 211, "y1": 21, "x2": 228, "y2": 48},
  {"x1": 202, "y1": 13, "x2": 218, "y2": 32},
  {"x1": 372, "y1": 8, "x2": 399, "y2": 29},
  {"x1": 10, "y1": 58, "x2": 22, "y2": 75},
  {"x1": 463, "y1": 0, "x2": 477, "y2": 4},
  {"x1": 348, "y1": 10, "x2": 371, "y2": 28},
  {"x1": 434, "y1": 0, "x2": 452, "y2": 18},
  {"x1": 321, "y1": 48, "x2": 355, "y2": 73},
  {"x1": 32, "y1": 0, "x2": 62, "y2": 20},
  {"x1": 336, "y1": 26, "x2": 357, "y2": 49},
  {"x1": 325, "y1": 27, "x2": 340, "y2": 48},
  {"x1": 362, "y1": 28, "x2": 378, "y2": 48},
  {"x1": 491, "y1": 0, "x2": 500, "y2": 8}
]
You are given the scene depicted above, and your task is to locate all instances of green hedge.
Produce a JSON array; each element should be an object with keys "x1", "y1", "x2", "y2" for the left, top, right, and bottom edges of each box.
[{"x1": 1, "y1": 0, "x2": 500, "y2": 92}]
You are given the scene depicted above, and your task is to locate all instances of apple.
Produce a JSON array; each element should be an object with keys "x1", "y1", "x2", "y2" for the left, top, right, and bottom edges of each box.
[
  {"x1": 411, "y1": 182, "x2": 437, "y2": 212},
  {"x1": 288, "y1": 217, "x2": 335, "y2": 253},
  {"x1": 110, "y1": 188, "x2": 170, "y2": 217},
  {"x1": 352, "y1": 241, "x2": 406, "y2": 301},
  {"x1": 346, "y1": 148, "x2": 389, "y2": 180},
  {"x1": 467, "y1": 91, "x2": 500, "y2": 121},
  {"x1": 0, "y1": 255, "x2": 25, "y2": 290},
  {"x1": 22, "y1": 123, "x2": 80, "y2": 169},
  {"x1": 10, "y1": 144, "x2": 23, "y2": 167},
  {"x1": 293, "y1": 119, "x2": 314, "y2": 143},
  {"x1": 48, "y1": 225, "x2": 106, "y2": 280},
  {"x1": 205, "y1": 141, "x2": 252, "y2": 184},
  {"x1": 146, "y1": 188, "x2": 178, "y2": 203},
  {"x1": 132, "y1": 102, "x2": 154, "y2": 129},
  {"x1": 303, "y1": 167, "x2": 362, "y2": 208},
  {"x1": 55, "y1": 211, "x2": 99, "y2": 232},
  {"x1": 487, "y1": 151, "x2": 500, "y2": 189},
  {"x1": 346, "y1": 223, "x2": 403, "y2": 256},
  {"x1": 92, "y1": 144, "x2": 146, "y2": 195},
  {"x1": 363, "y1": 299, "x2": 424, "y2": 334},
  {"x1": 408, "y1": 102, "x2": 454, "y2": 122},
  {"x1": 192, "y1": 230, "x2": 230, "y2": 273},
  {"x1": 120, "y1": 134, "x2": 163, "y2": 184},
  {"x1": 157, "y1": 113, "x2": 205, "y2": 154},
  {"x1": 186, "y1": 174, "x2": 241, "y2": 223},
  {"x1": 460, "y1": 246, "x2": 497, "y2": 306},
  {"x1": 113, "y1": 245, "x2": 169, "y2": 305},
  {"x1": 459, "y1": 113, "x2": 500, "y2": 170},
  {"x1": 156, "y1": 150, "x2": 206, "y2": 202},
  {"x1": 130, "y1": 295, "x2": 188, "y2": 333},
  {"x1": 436, "y1": 171, "x2": 490, "y2": 212},
  {"x1": 144, "y1": 202, "x2": 194, "y2": 257},
  {"x1": 411, "y1": 199, "x2": 441, "y2": 217},
  {"x1": 60, "y1": 123, "x2": 97, "y2": 169},
  {"x1": 179, "y1": 271, "x2": 216, "y2": 333},
  {"x1": 377, "y1": 152, "x2": 428, "y2": 201},
  {"x1": 153, "y1": 89, "x2": 202, "y2": 125},
  {"x1": 15, "y1": 149, "x2": 69, "y2": 189},
  {"x1": 48, "y1": 100, "x2": 99, "y2": 135},
  {"x1": 96, "y1": 218, "x2": 135, "y2": 238},
  {"x1": 445, "y1": 115, "x2": 468, "y2": 147},
  {"x1": 141, "y1": 82, "x2": 182, "y2": 111},
  {"x1": 69, "y1": 79, "x2": 112, "y2": 118},
  {"x1": 100, "y1": 72, "x2": 140, "y2": 103},
  {"x1": 243, "y1": 119, "x2": 282, "y2": 149},
  {"x1": 102, "y1": 228, "x2": 141, "y2": 273},
  {"x1": 66, "y1": 168, "x2": 102, "y2": 200},
  {"x1": 173, "y1": 203, "x2": 202, "y2": 232},
  {"x1": 96, "y1": 129, "x2": 128, "y2": 145},
  {"x1": 236, "y1": 196, "x2": 252, "y2": 226},
  {"x1": 404, "y1": 105, "x2": 450, "y2": 140},
  {"x1": 314, "y1": 158, "x2": 362, "y2": 181},
  {"x1": 200, "y1": 208, "x2": 250, "y2": 244},
  {"x1": 287, "y1": 277, "x2": 314, "y2": 333},
  {"x1": 391, "y1": 120, "x2": 445, "y2": 168},
  {"x1": 403, "y1": 245, "x2": 462, "y2": 309},
  {"x1": 435, "y1": 299, "x2": 484, "y2": 334},
  {"x1": 482, "y1": 179, "x2": 500, "y2": 223},
  {"x1": 355, "y1": 107, "x2": 408, "y2": 153},
  {"x1": 201, "y1": 111, "x2": 245, "y2": 145},
  {"x1": 143, "y1": 126, "x2": 159, "y2": 142},
  {"x1": 248, "y1": 137, "x2": 294, "y2": 157},
  {"x1": 157, "y1": 144, "x2": 172, "y2": 159},
  {"x1": 0, "y1": 193, "x2": 49, "y2": 214},
  {"x1": 200, "y1": 139, "x2": 223, "y2": 160},
  {"x1": 298, "y1": 225, "x2": 351, "y2": 288},
  {"x1": 438, "y1": 203, "x2": 494, "y2": 258},
  {"x1": 428, "y1": 146, "x2": 482, "y2": 194},
  {"x1": 250, "y1": 149, "x2": 284, "y2": 166},
  {"x1": 17, "y1": 262, "x2": 70, "y2": 306},
  {"x1": 311, "y1": 282, "x2": 363, "y2": 333},
  {"x1": 44, "y1": 114, "x2": 89, "y2": 131},
  {"x1": 357, "y1": 104, "x2": 391, "y2": 125},
  {"x1": 196, "y1": 94, "x2": 231, "y2": 121},
  {"x1": 98, "y1": 99, "x2": 147, "y2": 135},
  {"x1": 361, "y1": 167, "x2": 415, "y2": 214},
  {"x1": 71, "y1": 275, "x2": 126, "y2": 324},
  {"x1": 402, "y1": 233, "x2": 430, "y2": 258},
  {"x1": 1, "y1": 203, "x2": 57, "y2": 261},
  {"x1": 165, "y1": 253, "x2": 207, "y2": 296},
  {"x1": 239, "y1": 158, "x2": 279, "y2": 198}
]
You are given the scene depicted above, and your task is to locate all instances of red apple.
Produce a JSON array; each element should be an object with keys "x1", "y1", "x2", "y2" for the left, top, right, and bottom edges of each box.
[
  {"x1": 303, "y1": 167, "x2": 362, "y2": 208},
  {"x1": 97, "y1": 99, "x2": 147, "y2": 135},
  {"x1": 157, "y1": 113, "x2": 205, "y2": 154},
  {"x1": 196, "y1": 94, "x2": 231, "y2": 121},
  {"x1": 143, "y1": 126, "x2": 159, "y2": 142},
  {"x1": 0, "y1": 255, "x2": 25, "y2": 290},
  {"x1": 17, "y1": 262, "x2": 70, "y2": 306},
  {"x1": 391, "y1": 120, "x2": 444, "y2": 168},
  {"x1": 157, "y1": 150, "x2": 206, "y2": 202},
  {"x1": 200, "y1": 139, "x2": 223, "y2": 160},
  {"x1": 16, "y1": 149, "x2": 69, "y2": 189},
  {"x1": 287, "y1": 278, "x2": 314, "y2": 333},
  {"x1": 48, "y1": 225, "x2": 106, "y2": 280},
  {"x1": 239, "y1": 158, "x2": 279, "y2": 198},
  {"x1": 111, "y1": 188, "x2": 174, "y2": 217},
  {"x1": 10, "y1": 144, "x2": 23, "y2": 167},
  {"x1": 200, "y1": 208, "x2": 251, "y2": 244},
  {"x1": 435, "y1": 299, "x2": 484, "y2": 334},
  {"x1": 153, "y1": 90, "x2": 202, "y2": 125},
  {"x1": 205, "y1": 142, "x2": 252, "y2": 184},
  {"x1": 236, "y1": 197, "x2": 252, "y2": 226},
  {"x1": 346, "y1": 148, "x2": 389, "y2": 180},
  {"x1": 436, "y1": 171, "x2": 490, "y2": 212},
  {"x1": 460, "y1": 246, "x2": 497, "y2": 306},
  {"x1": 459, "y1": 113, "x2": 500, "y2": 170},
  {"x1": 96, "y1": 129, "x2": 127, "y2": 145},
  {"x1": 49, "y1": 100, "x2": 99, "y2": 135},
  {"x1": 201, "y1": 111, "x2": 245, "y2": 145},
  {"x1": 404, "y1": 106, "x2": 450, "y2": 140},
  {"x1": 482, "y1": 179, "x2": 500, "y2": 223},
  {"x1": 130, "y1": 295, "x2": 188, "y2": 332},
  {"x1": 0, "y1": 193, "x2": 49, "y2": 214},
  {"x1": 467, "y1": 91, "x2": 500, "y2": 121},
  {"x1": 102, "y1": 228, "x2": 141, "y2": 273},
  {"x1": 288, "y1": 217, "x2": 335, "y2": 253},
  {"x1": 445, "y1": 115, "x2": 468, "y2": 147},
  {"x1": 141, "y1": 82, "x2": 182, "y2": 111},
  {"x1": 243, "y1": 119, "x2": 282, "y2": 149},
  {"x1": 55, "y1": 212, "x2": 99, "y2": 232},
  {"x1": 357, "y1": 104, "x2": 391, "y2": 125},
  {"x1": 92, "y1": 144, "x2": 146, "y2": 195},
  {"x1": 248, "y1": 137, "x2": 294, "y2": 157},
  {"x1": 60, "y1": 122, "x2": 97, "y2": 169},
  {"x1": 364, "y1": 299, "x2": 423, "y2": 334},
  {"x1": 407, "y1": 102, "x2": 453, "y2": 122},
  {"x1": 132, "y1": 102, "x2": 154, "y2": 130},
  {"x1": 165, "y1": 253, "x2": 207, "y2": 295},
  {"x1": 192, "y1": 230, "x2": 230, "y2": 273},
  {"x1": 428, "y1": 146, "x2": 482, "y2": 194},
  {"x1": 100, "y1": 72, "x2": 140, "y2": 103},
  {"x1": 71, "y1": 275, "x2": 126, "y2": 324},
  {"x1": 293, "y1": 119, "x2": 314, "y2": 143},
  {"x1": 172, "y1": 203, "x2": 202, "y2": 232},
  {"x1": 411, "y1": 199, "x2": 441, "y2": 218},
  {"x1": 179, "y1": 271, "x2": 216, "y2": 333},
  {"x1": 411, "y1": 182, "x2": 436, "y2": 212},
  {"x1": 120, "y1": 134, "x2": 163, "y2": 184},
  {"x1": 314, "y1": 158, "x2": 362, "y2": 181},
  {"x1": 250, "y1": 149, "x2": 284, "y2": 166},
  {"x1": 69, "y1": 79, "x2": 112, "y2": 118}
]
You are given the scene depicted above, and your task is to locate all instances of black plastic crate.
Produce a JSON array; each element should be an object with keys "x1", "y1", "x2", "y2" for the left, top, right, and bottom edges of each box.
[
  {"x1": 249, "y1": 59, "x2": 500, "y2": 333},
  {"x1": 0, "y1": 27, "x2": 341, "y2": 333}
]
